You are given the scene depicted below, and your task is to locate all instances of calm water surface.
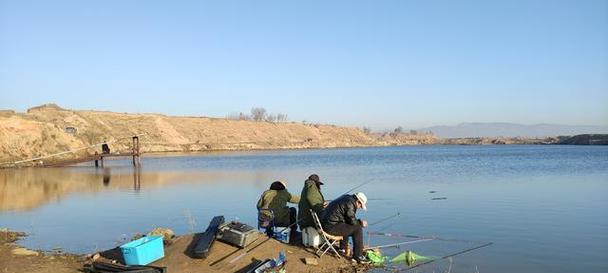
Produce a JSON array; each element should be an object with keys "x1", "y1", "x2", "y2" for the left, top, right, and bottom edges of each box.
[{"x1": 1, "y1": 145, "x2": 607, "y2": 273}]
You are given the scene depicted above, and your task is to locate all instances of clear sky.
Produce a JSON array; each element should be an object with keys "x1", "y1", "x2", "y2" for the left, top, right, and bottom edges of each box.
[{"x1": 1, "y1": 0, "x2": 606, "y2": 129}]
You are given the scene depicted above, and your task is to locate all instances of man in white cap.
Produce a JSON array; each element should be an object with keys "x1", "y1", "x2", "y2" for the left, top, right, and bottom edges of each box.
[{"x1": 320, "y1": 192, "x2": 369, "y2": 264}]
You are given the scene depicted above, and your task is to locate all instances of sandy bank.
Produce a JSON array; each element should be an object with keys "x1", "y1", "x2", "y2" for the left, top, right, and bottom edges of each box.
[
  {"x1": 0, "y1": 104, "x2": 436, "y2": 166},
  {"x1": 0, "y1": 228, "x2": 364, "y2": 273}
]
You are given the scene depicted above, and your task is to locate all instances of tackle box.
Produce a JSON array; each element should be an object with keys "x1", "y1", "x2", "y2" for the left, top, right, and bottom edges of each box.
[{"x1": 217, "y1": 222, "x2": 260, "y2": 248}]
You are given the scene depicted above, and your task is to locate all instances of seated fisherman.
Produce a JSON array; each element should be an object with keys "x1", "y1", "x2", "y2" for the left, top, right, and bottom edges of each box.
[
  {"x1": 298, "y1": 174, "x2": 327, "y2": 230},
  {"x1": 321, "y1": 192, "x2": 369, "y2": 264},
  {"x1": 257, "y1": 181, "x2": 300, "y2": 243}
]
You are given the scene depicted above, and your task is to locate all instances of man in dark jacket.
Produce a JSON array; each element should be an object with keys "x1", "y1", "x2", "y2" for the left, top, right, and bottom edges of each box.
[
  {"x1": 298, "y1": 174, "x2": 326, "y2": 229},
  {"x1": 321, "y1": 192, "x2": 369, "y2": 264}
]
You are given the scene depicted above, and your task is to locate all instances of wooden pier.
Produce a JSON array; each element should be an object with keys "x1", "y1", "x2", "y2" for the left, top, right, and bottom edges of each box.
[{"x1": 42, "y1": 136, "x2": 142, "y2": 168}]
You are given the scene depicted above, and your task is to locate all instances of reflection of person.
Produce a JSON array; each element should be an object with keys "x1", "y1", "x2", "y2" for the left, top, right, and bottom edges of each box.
[
  {"x1": 256, "y1": 181, "x2": 300, "y2": 242},
  {"x1": 298, "y1": 174, "x2": 326, "y2": 229},
  {"x1": 321, "y1": 192, "x2": 369, "y2": 264},
  {"x1": 102, "y1": 168, "x2": 111, "y2": 186}
]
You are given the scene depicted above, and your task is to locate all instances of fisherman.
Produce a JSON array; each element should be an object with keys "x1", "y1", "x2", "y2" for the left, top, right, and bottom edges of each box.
[
  {"x1": 321, "y1": 192, "x2": 369, "y2": 264},
  {"x1": 256, "y1": 181, "x2": 300, "y2": 243},
  {"x1": 297, "y1": 174, "x2": 327, "y2": 230},
  {"x1": 101, "y1": 141, "x2": 110, "y2": 154}
]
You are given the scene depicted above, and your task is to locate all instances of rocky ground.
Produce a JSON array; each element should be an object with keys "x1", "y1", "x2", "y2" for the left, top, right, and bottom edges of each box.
[
  {"x1": 0, "y1": 228, "x2": 367, "y2": 273},
  {"x1": 0, "y1": 229, "x2": 81, "y2": 273}
]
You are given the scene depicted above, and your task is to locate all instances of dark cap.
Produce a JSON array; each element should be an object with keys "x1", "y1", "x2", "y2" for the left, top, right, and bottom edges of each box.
[{"x1": 308, "y1": 174, "x2": 324, "y2": 185}]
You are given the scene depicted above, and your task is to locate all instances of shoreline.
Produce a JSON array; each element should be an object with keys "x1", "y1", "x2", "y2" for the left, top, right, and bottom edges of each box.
[
  {"x1": 1, "y1": 141, "x2": 602, "y2": 169},
  {"x1": 1, "y1": 228, "x2": 364, "y2": 273},
  {"x1": 1, "y1": 104, "x2": 604, "y2": 168},
  {"x1": 0, "y1": 229, "x2": 82, "y2": 273},
  {"x1": 0, "y1": 143, "x2": 551, "y2": 169}
]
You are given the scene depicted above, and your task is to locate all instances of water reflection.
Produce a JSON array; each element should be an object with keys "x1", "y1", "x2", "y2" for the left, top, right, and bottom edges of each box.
[
  {"x1": 102, "y1": 168, "x2": 111, "y2": 187},
  {"x1": 0, "y1": 166, "x2": 214, "y2": 212}
]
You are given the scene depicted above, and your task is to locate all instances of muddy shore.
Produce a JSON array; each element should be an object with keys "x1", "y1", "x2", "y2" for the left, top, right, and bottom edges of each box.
[{"x1": 0, "y1": 229, "x2": 81, "y2": 273}]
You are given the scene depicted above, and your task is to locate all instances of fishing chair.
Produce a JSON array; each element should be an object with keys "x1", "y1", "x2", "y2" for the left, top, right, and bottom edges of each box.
[
  {"x1": 310, "y1": 209, "x2": 344, "y2": 260},
  {"x1": 257, "y1": 208, "x2": 275, "y2": 237}
]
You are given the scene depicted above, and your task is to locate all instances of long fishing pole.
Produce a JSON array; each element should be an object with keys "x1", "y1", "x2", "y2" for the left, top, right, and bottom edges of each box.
[
  {"x1": 366, "y1": 212, "x2": 400, "y2": 248},
  {"x1": 224, "y1": 178, "x2": 377, "y2": 265},
  {"x1": 369, "y1": 212, "x2": 400, "y2": 226},
  {"x1": 364, "y1": 238, "x2": 433, "y2": 250},
  {"x1": 368, "y1": 231, "x2": 488, "y2": 244},
  {"x1": 399, "y1": 242, "x2": 493, "y2": 272},
  {"x1": 326, "y1": 179, "x2": 376, "y2": 202},
  {"x1": 343, "y1": 179, "x2": 375, "y2": 195},
  {"x1": 208, "y1": 236, "x2": 262, "y2": 266}
]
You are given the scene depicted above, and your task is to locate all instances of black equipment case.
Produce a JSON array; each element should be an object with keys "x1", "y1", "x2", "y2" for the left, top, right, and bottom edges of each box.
[{"x1": 192, "y1": 215, "x2": 225, "y2": 258}]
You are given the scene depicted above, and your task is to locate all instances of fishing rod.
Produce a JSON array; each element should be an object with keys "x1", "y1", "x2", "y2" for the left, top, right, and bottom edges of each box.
[
  {"x1": 368, "y1": 231, "x2": 488, "y2": 244},
  {"x1": 399, "y1": 242, "x2": 494, "y2": 272},
  {"x1": 369, "y1": 212, "x2": 400, "y2": 226},
  {"x1": 208, "y1": 236, "x2": 262, "y2": 266},
  {"x1": 343, "y1": 178, "x2": 376, "y2": 195},
  {"x1": 223, "y1": 178, "x2": 377, "y2": 265},
  {"x1": 325, "y1": 179, "x2": 376, "y2": 202},
  {"x1": 364, "y1": 238, "x2": 433, "y2": 250},
  {"x1": 366, "y1": 212, "x2": 400, "y2": 247}
]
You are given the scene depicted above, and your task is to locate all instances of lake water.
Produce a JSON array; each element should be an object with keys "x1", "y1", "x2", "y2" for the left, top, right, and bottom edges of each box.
[{"x1": 1, "y1": 145, "x2": 607, "y2": 273}]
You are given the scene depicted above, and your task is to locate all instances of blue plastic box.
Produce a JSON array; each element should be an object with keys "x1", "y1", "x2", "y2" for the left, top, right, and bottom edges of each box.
[
  {"x1": 273, "y1": 227, "x2": 290, "y2": 244},
  {"x1": 120, "y1": 236, "x2": 165, "y2": 265}
]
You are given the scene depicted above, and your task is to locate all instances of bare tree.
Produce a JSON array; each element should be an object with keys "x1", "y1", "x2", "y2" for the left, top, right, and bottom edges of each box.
[
  {"x1": 251, "y1": 107, "x2": 267, "y2": 121},
  {"x1": 239, "y1": 112, "x2": 251, "y2": 120},
  {"x1": 276, "y1": 113, "x2": 288, "y2": 122},
  {"x1": 266, "y1": 114, "x2": 277, "y2": 122}
]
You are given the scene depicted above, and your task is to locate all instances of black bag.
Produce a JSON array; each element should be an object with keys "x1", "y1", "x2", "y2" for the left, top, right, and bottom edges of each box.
[{"x1": 192, "y1": 215, "x2": 225, "y2": 258}]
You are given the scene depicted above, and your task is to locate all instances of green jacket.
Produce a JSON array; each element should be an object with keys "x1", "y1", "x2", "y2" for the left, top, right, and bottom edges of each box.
[
  {"x1": 297, "y1": 179, "x2": 325, "y2": 228},
  {"x1": 257, "y1": 189, "x2": 300, "y2": 225}
]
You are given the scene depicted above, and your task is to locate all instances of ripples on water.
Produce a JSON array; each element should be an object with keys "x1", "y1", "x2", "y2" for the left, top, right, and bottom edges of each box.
[{"x1": 1, "y1": 145, "x2": 607, "y2": 273}]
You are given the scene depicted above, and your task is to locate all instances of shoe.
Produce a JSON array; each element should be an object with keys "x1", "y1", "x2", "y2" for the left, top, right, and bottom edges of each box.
[
  {"x1": 338, "y1": 248, "x2": 353, "y2": 258},
  {"x1": 353, "y1": 256, "x2": 371, "y2": 265}
]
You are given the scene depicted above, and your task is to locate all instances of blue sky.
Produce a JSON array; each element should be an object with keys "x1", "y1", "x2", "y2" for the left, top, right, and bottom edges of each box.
[{"x1": 1, "y1": 0, "x2": 606, "y2": 129}]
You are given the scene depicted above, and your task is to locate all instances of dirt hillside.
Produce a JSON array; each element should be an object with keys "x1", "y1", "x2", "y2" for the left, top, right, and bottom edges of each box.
[{"x1": 0, "y1": 104, "x2": 437, "y2": 166}]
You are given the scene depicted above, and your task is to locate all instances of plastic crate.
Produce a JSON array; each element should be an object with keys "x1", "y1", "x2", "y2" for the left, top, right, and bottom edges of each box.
[
  {"x1": 273, "y1": 227, "x2": 290, "y2": 244},
  {"x1": 120, "y1": 236, "x2": 165, "y2": 265}
]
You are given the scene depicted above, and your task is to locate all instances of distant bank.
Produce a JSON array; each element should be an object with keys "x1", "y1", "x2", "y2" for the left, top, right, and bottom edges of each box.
[{"x1": 0, "y1": 104, "x2": 605, "y2": 167}]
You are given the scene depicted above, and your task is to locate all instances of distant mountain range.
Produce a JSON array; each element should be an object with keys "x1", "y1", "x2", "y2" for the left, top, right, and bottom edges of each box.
[{"x1": 418, "y1": 123, "x2": 608, "y2": 138}]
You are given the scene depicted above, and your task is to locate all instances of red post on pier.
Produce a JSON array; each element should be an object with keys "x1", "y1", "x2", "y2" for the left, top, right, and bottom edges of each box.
[{"x1": 132, "y1": 136, "x2": 141, "y2": 166}]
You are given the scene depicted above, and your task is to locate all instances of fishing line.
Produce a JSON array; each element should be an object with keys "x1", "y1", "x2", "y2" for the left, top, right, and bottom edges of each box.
[
  {"x1": 343, "y1": 178, "x2": 375, "y2": 195},
  {"x1": 365, "y1": 238, "x2": 434, "y2": 250},
  {"x1": 369, "y1": 212, "x2": 400, "y2": 226},
  {"x1": 366, "y1": 212, "x2": 400, "y2": 248},
  {"x1": 367, "y1": 231, "x2": 488, "y2": 245},
  {"x1": 398, "y1": 242, "x2": 494, "y2": 272}
]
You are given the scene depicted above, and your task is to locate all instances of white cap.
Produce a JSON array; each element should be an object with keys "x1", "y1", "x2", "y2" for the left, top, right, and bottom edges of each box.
[{"x1": 354, "y1": 192, "x2": 367, "y2": 210}]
